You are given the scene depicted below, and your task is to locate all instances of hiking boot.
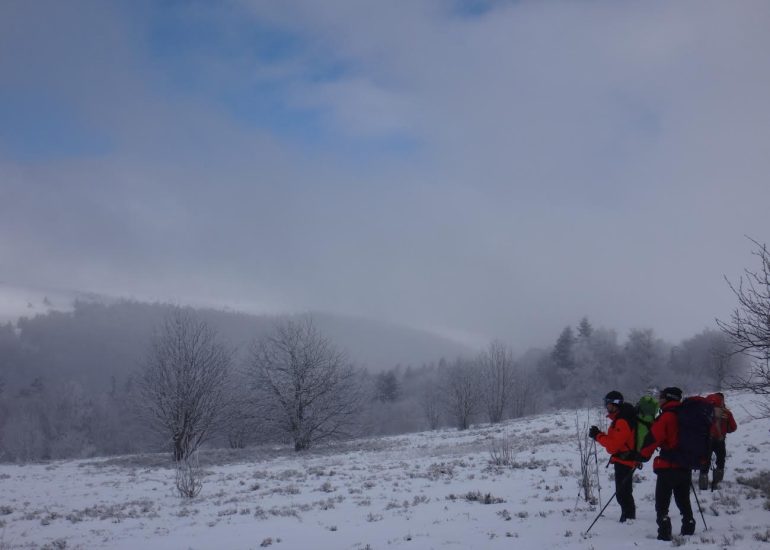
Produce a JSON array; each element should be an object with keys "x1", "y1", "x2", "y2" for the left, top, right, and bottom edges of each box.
[
  {"x1": 698, "y1": 471, "x2": 709, "y2": 490},
  {"x1": 681, "y1": 517, "x2": 696, "y2": 536},
  {"x1": 619, "y1": 507, "x2": 635, "y2": 522},
  {"x1": 712, "y1": 468, "x2": 724, "y2": 490},
  {"x1": 657, "y1": 516, "x2": 672, "y2": 541}
]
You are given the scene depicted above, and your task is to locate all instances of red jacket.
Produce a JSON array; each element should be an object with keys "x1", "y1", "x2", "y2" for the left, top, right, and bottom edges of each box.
[
  {"x1": 641, "y1": 400, "x2": 682, "y2": 471},
  {"x1": 706, "y1": 393, "x2": 737, "y2": 440},
  {"x1": 596, "y1": 410, "x2": 637, "y2": 468}
]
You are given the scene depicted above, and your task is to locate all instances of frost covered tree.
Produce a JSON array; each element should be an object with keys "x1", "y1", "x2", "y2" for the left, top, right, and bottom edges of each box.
[
  {"x1": 718, "y1": 238, "x2": 770, "y2": 414},
  {"x1": 552, "y1": 326, "x2": 576, "y2": 374},
  {"x1": 247, "y1": 317, "x2": 362, "y2": 451},
  {"x1": 420, "y1": 378, "x2": 443, "y2": 430},
  {"x1": 442, "y1": 357, "x2": 481, "y2": 430},
  {"x1": 139, "y1": 308, "x2": 232, "y2": 461},
  {"x1": 623, "y1": 328, "x2": 667, "y2": 394},
  {"x1": 568, "y1": 327, "x2": 621, "y2": 406},
  {"x1": 478, "y1": 340, "x2": 515, "y2": 423},
  {"x1": 577, "y1": 317, "x2": 593, "y2": 340},
  {"x1": 670, "y1": 329, "x2": 740, "y2": 391},
  {"x1": 220, "y1": 372, "x2": 258, "y2": 449},
  {"x1": 374, "y1": 370, "x2": 400, "y2": 403}
]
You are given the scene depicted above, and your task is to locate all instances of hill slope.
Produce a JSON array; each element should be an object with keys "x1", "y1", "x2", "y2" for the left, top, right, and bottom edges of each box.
[
  {"x1": 1, "y1": 391, "x2": 767, "y2": 549},
  {"x1": 2, "y1": 300, "x2": 473, "y2": 391}
]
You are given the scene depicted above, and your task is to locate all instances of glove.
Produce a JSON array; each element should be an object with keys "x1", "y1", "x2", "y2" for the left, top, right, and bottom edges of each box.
[{"x1": 588, "y1": 426, "x2": 600, "y2": 440}]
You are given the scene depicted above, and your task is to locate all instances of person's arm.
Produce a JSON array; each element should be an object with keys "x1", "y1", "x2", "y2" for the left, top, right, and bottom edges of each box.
[
  {"x1": 596, "y1": 419, "x2": 633, "y2": 455},
  {"x1": 725, "y1": 409, "x2": 737, "y2": 433},
  {"x1": 640, "y1": 412, "x2": 670, "y2": 460}
]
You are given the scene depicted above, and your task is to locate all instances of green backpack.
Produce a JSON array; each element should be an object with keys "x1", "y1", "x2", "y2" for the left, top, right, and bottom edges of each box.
[
  {"x1": 635, "y1": 395, "x2": 659, "y2": 455},
  {"x1": 613, "y1": 395, "x2": 659, "y2": 462}
]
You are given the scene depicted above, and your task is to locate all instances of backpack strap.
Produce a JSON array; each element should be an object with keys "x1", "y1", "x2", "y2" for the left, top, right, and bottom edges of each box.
[{"x1": 610, "y1": 416, "x2": 639, "y2": 463}]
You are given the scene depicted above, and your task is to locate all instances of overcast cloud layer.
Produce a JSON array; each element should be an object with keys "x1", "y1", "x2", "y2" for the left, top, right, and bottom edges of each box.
[{"x1": 1, "y1": 0, "x2": 769, "y2": 349}]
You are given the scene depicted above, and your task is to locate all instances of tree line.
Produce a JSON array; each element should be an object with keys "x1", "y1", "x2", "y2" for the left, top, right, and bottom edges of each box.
[{"x1": 1, "y1": 238, "x2": 767, "y2": 462}]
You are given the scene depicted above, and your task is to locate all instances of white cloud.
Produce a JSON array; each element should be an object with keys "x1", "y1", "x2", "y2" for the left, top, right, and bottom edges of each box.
[{"x1": 1, "y1": 1, "x2": 769, "y2": 348}]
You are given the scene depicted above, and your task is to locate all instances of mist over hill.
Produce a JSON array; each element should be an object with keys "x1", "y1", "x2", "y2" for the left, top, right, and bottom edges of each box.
[{"x1": 0, "y1": 299, "x2": 473, "y2": 391}]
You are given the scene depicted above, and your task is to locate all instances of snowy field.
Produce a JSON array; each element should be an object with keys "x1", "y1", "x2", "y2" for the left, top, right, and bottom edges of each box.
[{"x1": 1, "y1": 391, "x2": 768, "y2": 550}]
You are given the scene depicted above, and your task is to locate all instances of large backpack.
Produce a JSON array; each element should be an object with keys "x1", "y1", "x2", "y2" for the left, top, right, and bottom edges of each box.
[{"x1": 659, "y1": 396, "x2": 714, "y2": 470}]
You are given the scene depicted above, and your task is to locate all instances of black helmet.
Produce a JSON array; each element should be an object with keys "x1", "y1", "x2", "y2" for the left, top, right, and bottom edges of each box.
[
  {"x1": 659, "y1": 387, "x2": 683, "y2": 402},
  {"x1": 604, "y1": 390, "x2": 624, "y2": 406}
]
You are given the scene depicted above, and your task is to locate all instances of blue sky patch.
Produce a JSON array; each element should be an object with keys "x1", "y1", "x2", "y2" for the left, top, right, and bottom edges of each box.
[{"x1": 0, "y1": 90, "x2": 111, "y2": 162}]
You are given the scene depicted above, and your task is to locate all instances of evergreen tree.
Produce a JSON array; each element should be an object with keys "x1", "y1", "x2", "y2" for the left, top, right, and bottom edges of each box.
[
  {"x1": 552, "y1": 326, "x2": 576, "y2": 373},
  {"x1": 577, "y1": 317, "x2": 593, "y2": 339},
  {"x1": 374, "y1": 371, "x2": 400, "y2": 403}
]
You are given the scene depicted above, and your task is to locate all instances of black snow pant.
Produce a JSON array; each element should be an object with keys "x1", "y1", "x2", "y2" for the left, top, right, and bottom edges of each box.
[
  {"x1": 655, "y1": 468, "x2": 693, "y2": 524},
  {"x1": 700, "y1": 438, "x2": 727, "y2": 472},
  {"x1": 613, "y1": 462, "x2": 635, "y2": 519}
]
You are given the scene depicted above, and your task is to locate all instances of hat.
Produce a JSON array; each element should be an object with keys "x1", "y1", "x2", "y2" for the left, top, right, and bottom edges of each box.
[
  {"x1": 660, "y1": 387, "x2": 683, "y2": 401},
  {"x1": 604, "y1": 390, "x2": 624, "y2": 406}
]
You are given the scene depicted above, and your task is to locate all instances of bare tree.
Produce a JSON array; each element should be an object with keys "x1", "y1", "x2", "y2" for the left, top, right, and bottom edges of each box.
[
  {"x1": 246, "y1": 316, "x2": 362, "y2": 451},
  {"x1": 479, "y1": 340, "x2": 515, "y2": 424},
  {"x1": 419, "y1": 376, "x2": 442, "y2": 430},
  {"x1": 509, "y1": 364, "x2": 540, "y2": 418},
  {"x1": 717, "y1": 237, "x2": 770, "y2": 414},
  {"x1": 139, "y1": 308, "x2": 232, "y2": 461},
  {"x1": 220, "y1": 374, "x2": 258, "y2": 449},
  {"x1": 575, "y1": 411, "x2": 600, "y2": 506},
  {"x1": 442, "y1": 357, "x2": 480, "y2": 430}
]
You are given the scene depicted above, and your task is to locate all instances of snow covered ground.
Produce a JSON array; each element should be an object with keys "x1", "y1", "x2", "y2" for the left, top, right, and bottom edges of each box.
[{"x1": 1, "y1": 391, "x2": 768, "y2": 549}]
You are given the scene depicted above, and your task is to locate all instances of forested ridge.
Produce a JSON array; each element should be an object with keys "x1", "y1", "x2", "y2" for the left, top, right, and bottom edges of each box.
[{"x1": 0, "y1": 300, "x2": 748, "y2": 462}]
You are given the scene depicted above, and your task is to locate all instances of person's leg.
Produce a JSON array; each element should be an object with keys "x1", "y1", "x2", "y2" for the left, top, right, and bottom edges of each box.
[
  {"x1": 655, "y1": 471, "x2": 674, "y2": 541},
  {"x1": 614, "y1": 463, "x2": 635, "y2": 521},
  {"x1": 713, "y1": 440, "x2": 726, "y2": 470},
  {"x1": 713, "y1": 439, "x2": 727, "y2": 488},
  {"x1": 672, "y1": 469, "x2": 695, "y2": 535},
  {"x1": 699, "y1": 447, "x2": 712, "y2": 490}
]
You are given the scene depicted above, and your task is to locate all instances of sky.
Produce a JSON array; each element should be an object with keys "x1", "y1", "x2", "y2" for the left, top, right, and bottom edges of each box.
[{"x1": 1, "y1": 0, "x2": 769, "y2": 350}]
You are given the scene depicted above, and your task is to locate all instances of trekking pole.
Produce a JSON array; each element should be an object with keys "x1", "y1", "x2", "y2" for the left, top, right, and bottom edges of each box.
[
  {"x1": 584, "y1": 489, "x2": 616, "y2": 535},
  {"x1": 584, "y1": 469, "x2": 634, "y2": 535},
  {"x1": 690, "y1": 480, "x2": 709, "y2": 531}
]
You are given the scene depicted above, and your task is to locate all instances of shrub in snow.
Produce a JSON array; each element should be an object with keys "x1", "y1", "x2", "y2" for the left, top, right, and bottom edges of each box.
[
  {"x1": 736, "y1": 469, "x2": 770, "y2": 507},
  {"x1": 175, "y1": 455, "x2": 203, "y2": 499},
  {"x1": 488, "y1": 436, "x2": 514, "y2": 467}
]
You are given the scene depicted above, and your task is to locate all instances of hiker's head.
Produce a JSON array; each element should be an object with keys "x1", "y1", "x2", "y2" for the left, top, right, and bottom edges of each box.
[
  {"x1": 604, "y1": 390, "x2": 623, "y2": 411},
  {"x1": 707, "y1": 392, "x2": 725, "y2": 406},
  {"x1": 659, "y1": 387, "x2": 682, "y2": 403}
]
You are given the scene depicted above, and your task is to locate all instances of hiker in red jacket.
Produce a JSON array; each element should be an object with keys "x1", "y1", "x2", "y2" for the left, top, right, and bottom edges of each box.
[
  {"x1": 699, "y1": 392, "x2": 738, "y2": 490},
  {"x1": 640, "y1": 386, "x2": 695, "y2": 541},
  {"x1": 588, "y1": 390, "x2": 636, "y2": 522}
]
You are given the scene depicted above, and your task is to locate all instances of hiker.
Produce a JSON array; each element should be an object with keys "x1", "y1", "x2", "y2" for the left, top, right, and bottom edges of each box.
[
  {"x1": 640, "y1": 386, "x2": 695, "y2": 541},
  {"x1": 699, "y1": 392, "x2": 737, "y2": 490},
  {"x1": 588, "y1": 390, "x2": 636, "y2": 522}
]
